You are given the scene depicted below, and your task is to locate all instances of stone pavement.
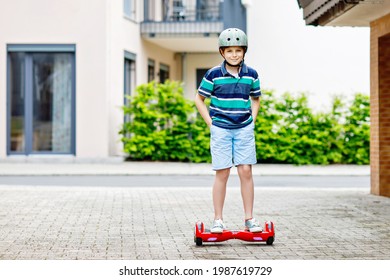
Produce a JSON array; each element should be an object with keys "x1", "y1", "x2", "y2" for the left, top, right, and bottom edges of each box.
[{"x1": 1, "y1": 161, "x2": 389, "y2": 260}]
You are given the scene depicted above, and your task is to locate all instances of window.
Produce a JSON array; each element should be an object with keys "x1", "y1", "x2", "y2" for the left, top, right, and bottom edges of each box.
[
  {"x1": 159, "y1": 63, "x2": 170, "y2": 83},
  {"x1": 172, "y1": 0, "x2": 185, "y2": 21},
  {"x1": 196, "y1": 68, "x2": 209, "y2": 88},
  {"x1": 148, "y1": 59, "x2": 155, "y2": 82},
  {"x1": 124, "y1": 0, "x2": 136, "y2": 20},
  {"x1": 124, "y1": 52, "x2": 136, "y2": 99},
  {"x1": 144, "y1": 0, "x2": 156, "y2": 21},
  {"x1": 124, "y1": 51, "x2": 136, "y2": 128},
  {"x1": 7, "y1": 45, "x2": 75, "y2": 155}
]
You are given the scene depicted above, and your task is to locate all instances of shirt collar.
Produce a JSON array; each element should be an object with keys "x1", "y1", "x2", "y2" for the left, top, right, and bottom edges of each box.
[{"x1": 221, "y1": 60, "x2": 248, "y2": 77}]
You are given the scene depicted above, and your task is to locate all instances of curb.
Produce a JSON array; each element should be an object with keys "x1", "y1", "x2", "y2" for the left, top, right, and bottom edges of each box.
[{"x1": 0, "y1": 162, "x2": 370, "y2": 176}]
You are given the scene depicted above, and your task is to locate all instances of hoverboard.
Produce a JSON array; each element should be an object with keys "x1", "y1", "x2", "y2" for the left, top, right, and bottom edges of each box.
[{"x1": 194, "y1": 221, "x2": 275, "y2": 246}]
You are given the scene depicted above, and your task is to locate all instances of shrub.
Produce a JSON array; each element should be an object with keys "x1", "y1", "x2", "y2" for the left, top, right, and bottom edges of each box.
[
  {"x1": 121, "y1": 82, "x2": 370, "y2": 165},
  {"x1": 342, "y1": 93, "x2": 370, "y2": 164},
  {"x1": 120, "y1": 80, "x2": 194, "y2": 161}
]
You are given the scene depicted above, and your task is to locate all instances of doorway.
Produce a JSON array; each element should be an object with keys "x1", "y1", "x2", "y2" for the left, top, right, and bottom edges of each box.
[{"x1": 7, "y1": 45, "x2": 76, "y2": 155}]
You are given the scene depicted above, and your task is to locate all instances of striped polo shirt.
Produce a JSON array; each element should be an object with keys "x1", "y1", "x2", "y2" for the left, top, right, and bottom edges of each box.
[{"x1": 197, "y1": 61, "x2": 261, "y2": 129}]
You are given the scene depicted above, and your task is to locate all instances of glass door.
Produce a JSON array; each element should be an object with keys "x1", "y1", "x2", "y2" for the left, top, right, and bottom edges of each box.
[
  {"x1": 8, "y1": 52, "x2": 26, "y2": 152},
  {"x1": 7, "y1": 47, "x2": 75, "y2": 155}
]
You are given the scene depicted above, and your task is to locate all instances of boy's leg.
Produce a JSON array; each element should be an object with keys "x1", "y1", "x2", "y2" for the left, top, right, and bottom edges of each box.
[
  {"x1": 233, "y1": 122, "x2": 257, "y2": 220},
  {"x1": 213, "y1": 168, "x2": 230, "y2": 220},
  {"x1": 210, "y1": 125, "x2": 233, "y2": 221},
  {"x1": 237, "y1": 164, "x2": 254, "y2": 220}
]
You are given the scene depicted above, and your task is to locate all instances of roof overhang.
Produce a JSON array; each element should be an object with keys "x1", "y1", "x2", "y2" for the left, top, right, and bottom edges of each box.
[
  {"x1": 297, "y1": 0, "x2": 390, "y2": 26},
  {"x1": 142, "y1": 36, "x2": 219, "y2": 52}
]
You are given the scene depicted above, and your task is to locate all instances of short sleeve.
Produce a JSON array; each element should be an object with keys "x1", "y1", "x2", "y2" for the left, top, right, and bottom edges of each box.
[
  {"x1": 250, "y1": 71, "x2": 261, "y2": 97},
  {"x1": 197, "y1": 70, "x2": 214, "y2": 98}
]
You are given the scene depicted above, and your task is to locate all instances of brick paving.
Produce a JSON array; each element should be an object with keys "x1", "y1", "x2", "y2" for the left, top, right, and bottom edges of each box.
[{"x1": 1, "y1": 185, "x2": 389, "y2": 260}]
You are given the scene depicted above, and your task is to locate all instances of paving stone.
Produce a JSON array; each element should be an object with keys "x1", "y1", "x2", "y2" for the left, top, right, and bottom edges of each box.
[{"x1": 0, "y1": 186, "x2": 390, "y2": 260}]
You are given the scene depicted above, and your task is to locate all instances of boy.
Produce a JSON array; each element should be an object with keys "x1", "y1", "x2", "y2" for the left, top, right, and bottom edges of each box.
[{"x1": 195, "y1": 28, "x2": 262, "y2": 233}]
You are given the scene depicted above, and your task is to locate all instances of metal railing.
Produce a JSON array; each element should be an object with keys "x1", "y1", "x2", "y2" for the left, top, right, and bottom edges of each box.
[
  {"x1": 142, "y1": 0, "x2": 223, "y2": 38},
  {"x1": 144, "y1": 0, "x2": 222, "y2": 22},
  {"x1": 140, "y1": 20, "x2": 223, "y2": 36}
]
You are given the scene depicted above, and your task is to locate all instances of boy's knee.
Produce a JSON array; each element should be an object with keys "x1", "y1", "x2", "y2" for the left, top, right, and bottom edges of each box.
[
  {"x1": 237, "y1": 164, "x2": 252, "y2": 178},
  {"x1": 216, "y1": 168, "x2": 230, "y2": 180}
]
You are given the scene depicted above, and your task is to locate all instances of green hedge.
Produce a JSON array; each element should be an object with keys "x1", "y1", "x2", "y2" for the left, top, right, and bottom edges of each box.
[{"x1": 120, "y1": 80, "x2": 370, "y2": 165}]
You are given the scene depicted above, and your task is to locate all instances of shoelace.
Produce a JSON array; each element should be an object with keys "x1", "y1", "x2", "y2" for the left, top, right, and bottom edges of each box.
[
  {"x1": 246, "y1": 219, "x2": 259, "y2": 227},
  {"x1": 212, "y1": 220, "x2": 224, "y2": 228}
]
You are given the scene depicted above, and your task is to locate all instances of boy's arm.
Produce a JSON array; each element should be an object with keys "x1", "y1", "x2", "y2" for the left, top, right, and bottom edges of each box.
[
  {"x1": 195, "y1": 93, "x2": 212, "y2": 127},
  {"x1": 251, "y1": 96, "x2": 260, "y2": 123}
]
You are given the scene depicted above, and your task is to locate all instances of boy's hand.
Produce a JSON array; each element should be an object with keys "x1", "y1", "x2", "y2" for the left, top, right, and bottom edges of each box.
[
  {"x1": 195, "y1": 93, "x2": 212, "y2": 127},
  {"x1": 251, "y1": 97, "x2": 260, "y2": 123}
]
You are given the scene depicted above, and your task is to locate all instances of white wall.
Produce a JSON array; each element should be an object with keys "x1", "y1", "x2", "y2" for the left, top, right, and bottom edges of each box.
[
  {"x1": 184, "y1": 53, "x2": 220, "y2": 99},
  {"x1": 0, "y1": 0, "x2": 109, "y2": 158},
  {"x1": 245, "y1": 0, "x2": 370, "y2": 111},
  {"x1": 107, "y1": 0, "x2": 179, "y2": 156},
  {"x1": 0, "y1": 0, "x2": 239, "y2": 159}
]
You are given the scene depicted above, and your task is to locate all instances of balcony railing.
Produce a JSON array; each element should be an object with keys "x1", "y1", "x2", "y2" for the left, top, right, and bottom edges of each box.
[
  {"x1": 141, "y1": 21, "x2": 223, "y2": 37},
  {"x1": 142, "y1": 0, "x2": 223, "y2": 38},
  {"x1": 144, "y1": 0, "x2": 222, "y2": 22}
]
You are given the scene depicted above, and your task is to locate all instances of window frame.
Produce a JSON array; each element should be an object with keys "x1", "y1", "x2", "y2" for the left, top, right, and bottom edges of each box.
[
  {"x1": 123, "y1": 51, "x2": 136, "y2": 138},
  {"x1": 159, "y1": 63, "x2": 170, "y2": 83},
  {"x1": 124, "y1": 0, "x2": 137, "y2": 21},
  {"x1": 148, "y1": 59, "x2": 155, "y2": 82}
]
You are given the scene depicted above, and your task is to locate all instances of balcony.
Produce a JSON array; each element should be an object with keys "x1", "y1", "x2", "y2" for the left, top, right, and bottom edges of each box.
[{"x1": 141, "y1": 0, "x2": 245, "y2": 52}]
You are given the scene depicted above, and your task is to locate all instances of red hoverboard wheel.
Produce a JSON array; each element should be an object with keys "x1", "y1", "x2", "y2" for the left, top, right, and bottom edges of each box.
[
  {"x1": 194, "y1": 222, "x2": 204, "y2": 246},
  {"x1": 194, "y1": 221, "x2": 275, "y2": 246}
]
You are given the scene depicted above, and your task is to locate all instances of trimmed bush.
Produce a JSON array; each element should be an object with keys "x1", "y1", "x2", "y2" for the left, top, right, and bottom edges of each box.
[{"x1": 120, "y1": 81, "x2": 370, "y2": 165}]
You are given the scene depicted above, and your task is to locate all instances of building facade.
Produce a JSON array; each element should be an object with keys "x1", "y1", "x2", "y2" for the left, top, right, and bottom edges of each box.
[
  {"x1": 0, "y1": 0, "x2": 248, "y2": 159},
  {"x1": 297, "y1": 0, "x2": 390, "y2": 197}
]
